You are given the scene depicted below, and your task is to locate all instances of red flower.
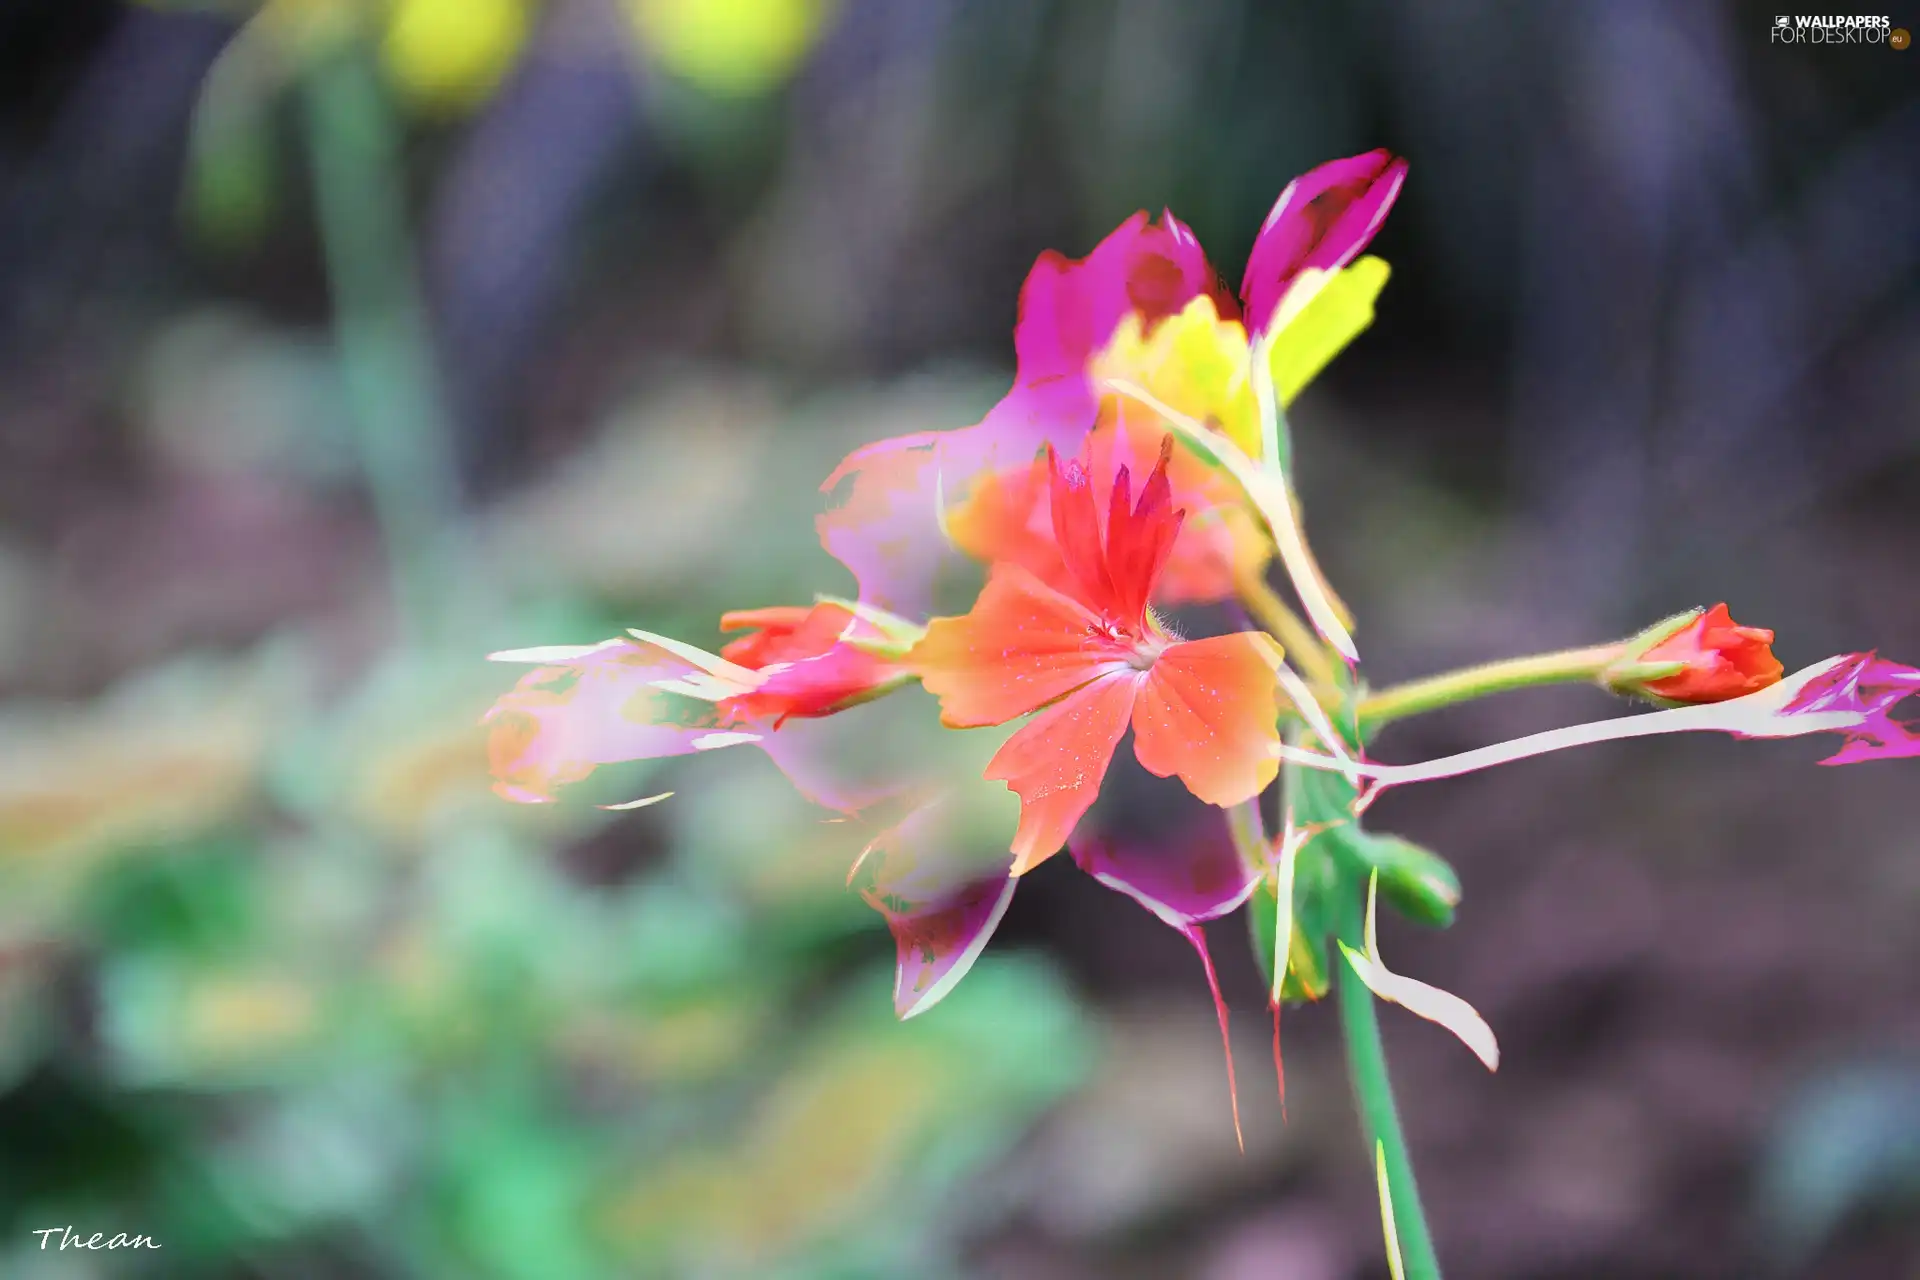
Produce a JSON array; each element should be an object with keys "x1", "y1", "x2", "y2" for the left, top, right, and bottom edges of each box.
[
  {"x1": 1635, "y1": 604, "x2": 1784, "y2": 704},
  {"x1": 909, "y1": 437, "x2": 1285, "y2": 873},
  {"x1": 943, "y1": 403, "x2": 1269, "y2": 607},
  {"x1": 715, "y1": 602, "x2": 907, "y2": 724}
]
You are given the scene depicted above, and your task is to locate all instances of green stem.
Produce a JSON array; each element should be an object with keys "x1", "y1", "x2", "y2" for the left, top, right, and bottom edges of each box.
[
  {"x1": 1356, "y1": 644, "x2": 1620, "y2": 729},
  {"x1": 302, "y1": 48, "x2": 466, "y2": 646},
  {"x1": 1335, "y1": 884, "x2": 1441, "y2": 1280}
]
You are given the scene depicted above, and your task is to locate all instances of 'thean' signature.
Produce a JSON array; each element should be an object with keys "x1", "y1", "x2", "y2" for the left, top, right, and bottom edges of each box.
[{"x1": 32, "y1": 1226, "x2": 161, "y2": 1251}]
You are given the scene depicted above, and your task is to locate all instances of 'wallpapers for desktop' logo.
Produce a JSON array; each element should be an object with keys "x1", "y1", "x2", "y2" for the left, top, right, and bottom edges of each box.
[{"x1": 1771, "y1": 14, "x2": 1905, "y2": 44}]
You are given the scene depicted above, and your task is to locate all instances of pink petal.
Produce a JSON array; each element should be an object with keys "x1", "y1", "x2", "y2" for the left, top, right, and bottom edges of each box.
[
  {"x1": 1241, "y1": 150, "x2": 1407, "y2": 337},
  {"x1": 482, "y1": 638, "x2": 738, "y2": 803},
  {"x1": 818, "y1": 210, "x2": 1222, "y2": 616},
  {"x1": 753, "y1": 710, "x2": 904, "y2": 814},
  {"x1": 1070, "y1": 816, "x2": 1262, "y2": 929},
  {"x1": 1073, "y1": 816, "x2": 1263, "y2": 1151},
  {"x1": 852, "y1": 795, "x2": 1019, "y2": 1019},
  {"x1": 1784, "y1": 652, "x2": 1920, "y2": 764},
  {"x1": 1016, "y1": 210, "x2": 1228, "y2": 387},
  {"x1": 483, "y1": 634, "x2": 898, "y2": 814},
  {"x1": 817, "y1": 409, "x2": 1077, "y2": 618}
]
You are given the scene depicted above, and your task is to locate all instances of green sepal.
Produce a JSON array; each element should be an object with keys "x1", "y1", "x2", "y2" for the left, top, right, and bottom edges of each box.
[
  {"x1": 1285, "y1": 722, "x2": 1464, "y2": 931},
  {"x1": 1246, "y1": 853, "x2": 1338, "y2": 1003}
]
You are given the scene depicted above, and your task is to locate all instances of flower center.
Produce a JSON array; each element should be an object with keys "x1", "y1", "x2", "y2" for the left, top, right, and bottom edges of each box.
[{"x1": 1126, "y1": 633, "x2": 1168, "y2": 670}]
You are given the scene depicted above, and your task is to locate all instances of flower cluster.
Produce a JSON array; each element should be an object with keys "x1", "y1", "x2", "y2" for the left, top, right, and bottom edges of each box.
[{"x1": 484, "y1": 150, "x2": 1920, "y2": 1161}]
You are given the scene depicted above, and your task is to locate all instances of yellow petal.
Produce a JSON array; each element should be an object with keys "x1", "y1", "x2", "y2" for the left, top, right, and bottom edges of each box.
[
  {"x1": 1090, "y1": 296, "x2": 1263, "y2": 459},
  {"x1": 1266, "y1": 256, "x2": 1391, "y2": 406}
]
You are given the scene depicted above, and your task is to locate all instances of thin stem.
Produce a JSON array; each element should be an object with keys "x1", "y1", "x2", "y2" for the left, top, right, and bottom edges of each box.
[
  {"x1": 302, "y1": 48, "x2": 466, "y2": 645},
  {"x1": 1357, "y1": 644, "x2": 1621, "y2": 729},
  {"x1": 1237, "y1": 568, "x2": 1339, "y2": 689},
  {"x1": 1336, "y1": 885, "x2": 1442, "y2": 1280},
  {"x1": 1250, "y1": 326, "x2": 1291, "y2": 478}
]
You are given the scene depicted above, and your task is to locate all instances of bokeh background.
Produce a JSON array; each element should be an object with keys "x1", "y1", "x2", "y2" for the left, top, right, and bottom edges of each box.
[{"x1": 2, "y1": 0, "x2": 1917, "y2": 1276}]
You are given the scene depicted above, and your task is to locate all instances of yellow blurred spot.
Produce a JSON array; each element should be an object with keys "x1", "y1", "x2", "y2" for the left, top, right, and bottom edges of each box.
[
  {"x1": 0, "y1": 676, "x2": 264, "y2": 866},
  {"x1": 628, "y1": 0, "x2": 838, "y2": 98},
  {"x1": 353, "y1": 718, "x2": 498, "y2": 843},
  {"x1": 603, "y1": 1037, "x2": 946, "y2": 1264},
  {"x1": 183, "y1": 974, "x2": 319, "y2": 1062},
  {"x1": 382, "y1": 0, "x2": 530, "y2": 113},
  {"x1": 566, "y1": 1000, "x2": 769, "y2": 1083}
]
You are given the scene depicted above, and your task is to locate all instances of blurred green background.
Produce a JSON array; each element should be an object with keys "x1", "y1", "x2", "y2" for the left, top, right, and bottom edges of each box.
[{"x1": 1, "y1": 1, "x2": 1917, "y2": 1276}]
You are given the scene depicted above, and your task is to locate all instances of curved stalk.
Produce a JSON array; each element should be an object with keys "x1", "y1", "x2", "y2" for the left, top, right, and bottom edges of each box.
[
  {"x1": 1356, "y1": 644, "x2": 1620, "y2": 729},
  {"x1": 1238, "y1": 569, "x2": 1339, "y2": 689}
]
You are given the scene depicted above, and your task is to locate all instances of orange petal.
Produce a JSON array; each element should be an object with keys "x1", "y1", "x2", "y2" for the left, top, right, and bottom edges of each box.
[
  {"x1": 942, "y1": 455, "x2": 1076, "y2": 595},
  {"x1": 1131, "y1": 632, "x2": 1284, "y2": 806},
  {"x1": 985, "y1": 672, "x2": 1140, "y2": 873},
  {"x1": 909, "y1": 563, "x2": 1133, "y2": 728}
]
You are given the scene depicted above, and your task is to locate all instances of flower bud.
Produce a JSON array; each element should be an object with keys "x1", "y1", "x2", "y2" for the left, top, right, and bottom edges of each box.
[
  {"x1": 1604, "y1": 604, "x2": 1784, "y2": 705},
  {"x1": 1339, "y1": 831, "x2": 1461, "y2": 929}
]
